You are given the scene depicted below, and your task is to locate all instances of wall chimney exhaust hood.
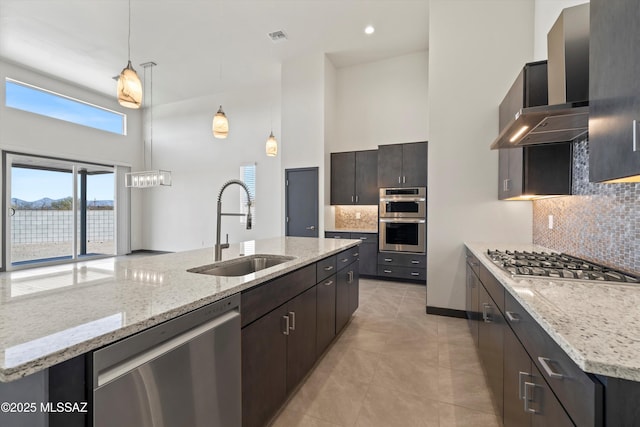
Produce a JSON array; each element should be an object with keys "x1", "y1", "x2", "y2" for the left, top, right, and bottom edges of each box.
[{"x1": 491, "y1": 3, "x2": 590, "y2": 150}]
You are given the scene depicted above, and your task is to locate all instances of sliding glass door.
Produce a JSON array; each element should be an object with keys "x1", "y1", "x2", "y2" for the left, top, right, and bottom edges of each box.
[{"x1": 5, "y1": 153, "x2": 116, "y2": 269}]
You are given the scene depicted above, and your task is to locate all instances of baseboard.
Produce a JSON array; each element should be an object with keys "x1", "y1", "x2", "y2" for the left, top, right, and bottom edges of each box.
[{"x1": 426, "y1": 306, "x2": 466, "y2": 318}]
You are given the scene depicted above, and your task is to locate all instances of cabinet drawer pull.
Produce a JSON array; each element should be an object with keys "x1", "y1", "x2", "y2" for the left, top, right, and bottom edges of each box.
[
  {"x1": 282, "y1": 315, "x2": 290, "y2": 335},
  {"x1": 538, "y1": 357, "x2": 565, "y2": 379},
  {"x1": 518, "y1": 371, "x2": 530, "y2": 400},
  {"x1": 482, "y1": 303, "x2": 492, "y2": 323},
  {"x1": 411, "y1": 260, "x2": 420, "y2": 264},
  {"x1": 353, "y1": 252, "x2": 359, "y2": 257},
  {"x1": 355, "y1": 195, "x2": 359, "y2": 203},
  {"x1": 347, "y1": 271, "x2": 354, "y2": 283},
  {"x1": 324, "y1": 265, "x2": 334, "y2": 271},
  {"x1": 323, "y1": 280, "x2": 334, "y2": 286},
  {"x1": 341, "y1": 258, "x2": 349, "y2": 263},
  {"x1": 383, "y1": 269, "x2": 393, "y2": 274},
  {"x1": 384, "y1": 258, "x2": 393, "y2": 262},
  {"x1": 351, "y1": 195, "x2": 354, "y2": 202},
  {"x1": 634, "y1": 119, "x2": 639, "y2": 152},
  {"x1": 506, "y1": 311, "x2": 520, "y2": 323},
  {"x1": 410, "y1": 272, "x2": 420, "y2": 277},
  {"x1": 398, "y1": 176, "x2": 401, "y2": 184},
  {"x1": 289, "y1": 311, "x2": 296, "y2": 331},
  {"x1": 523, "y1": 382, "x2": 538, "y2": 414},
  {"x1": 358, "y1": 237, "x2": 368, "y2": 240}
]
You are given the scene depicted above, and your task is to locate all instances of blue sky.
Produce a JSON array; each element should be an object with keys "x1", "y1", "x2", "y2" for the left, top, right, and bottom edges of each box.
[{"x1": 12, "y1": 168, "x2": 114, "y2": 202}]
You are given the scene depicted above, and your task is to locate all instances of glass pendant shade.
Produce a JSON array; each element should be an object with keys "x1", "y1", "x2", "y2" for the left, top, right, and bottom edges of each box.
[
  {"x1": 266, "y1": 131, "x2": 278, "y2": 157},
  {"x1": 125, "y1": 170, "x2": 172, "y2": 188},
  {"x1": 213, "y1": 105, "x2": 229, "y2": 139},
  {"x1": 117, "y1": 61, "x2": 142, "y2": 109}
]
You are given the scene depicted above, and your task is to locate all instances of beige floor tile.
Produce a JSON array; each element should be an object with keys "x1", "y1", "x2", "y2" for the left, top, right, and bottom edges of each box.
[
  {"x1": 271, "y1": 407, "x2": 343, "y2": 427},
  {"x1": 437, "y1": 367, "x2": 497, "y2": 414},
  {"x1": 438, "y1": 402, "x2": 502, "y2": 427},
  {"x1": 316, "y1": 346, "x2": 381, "y2": 383},
  {"x1": 370, "y1": 352, "x2": 441, "y2": 399},
  {"x1": 354, "y1": 385, "x2": 440, "y2": 427},
  {"x1": 338, "y1": 325, "x2": 391, "y2": 353},
  {"x1": 438, "y1": 341, "x2": 483, "y2": 374},
  {"x1": 380, "y1": 334, "x2": 439, "y2": 363}
]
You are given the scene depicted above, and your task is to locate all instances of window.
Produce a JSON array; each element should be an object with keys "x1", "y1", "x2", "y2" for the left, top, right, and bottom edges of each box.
[
  {"x1": 5, "y1": 153, "x2": 116, "y2": 268},
  {"x1": 240, "y1": 163, "x2": 256, "y2": 224},
  {"x1": 5, "y1": 78, "x2": 126, "y2": 135}
]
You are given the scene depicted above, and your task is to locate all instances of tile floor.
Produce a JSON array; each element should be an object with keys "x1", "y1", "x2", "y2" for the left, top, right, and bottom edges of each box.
[{"x1": 270, "y1": 278, "x2": 502, "y2": 427}]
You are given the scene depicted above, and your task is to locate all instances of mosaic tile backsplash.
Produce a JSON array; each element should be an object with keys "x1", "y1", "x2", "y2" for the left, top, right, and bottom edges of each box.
[
  {"x1": 533, "y1": 140, "x2": 640, "y2": 274},
  {"x1": 334, "y1": 205, "x2": 378, "y2": 230}
]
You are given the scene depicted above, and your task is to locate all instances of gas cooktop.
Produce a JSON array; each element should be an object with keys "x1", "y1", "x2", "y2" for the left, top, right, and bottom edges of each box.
[{"x1": 486, "y1": 249, "x2": 640, "y2": 284}]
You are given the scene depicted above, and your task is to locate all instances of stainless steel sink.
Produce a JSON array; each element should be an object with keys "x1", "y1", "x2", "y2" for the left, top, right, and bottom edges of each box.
[{"x1": 188, "y1": 254, "x2": 296, "y2": 277}]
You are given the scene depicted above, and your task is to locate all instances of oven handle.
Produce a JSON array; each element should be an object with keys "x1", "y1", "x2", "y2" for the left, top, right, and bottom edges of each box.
[
  {"x1": 380, "y1": 218, "x2": 426, "y2": 224},
  {"x1": 379, "y1": 197, "x2": 426, "y2": 202}
]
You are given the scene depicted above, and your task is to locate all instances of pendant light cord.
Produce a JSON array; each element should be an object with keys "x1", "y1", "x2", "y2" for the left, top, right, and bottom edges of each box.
[{"x1": 127, "y1": 0, "x2": 132, "y2": 61}]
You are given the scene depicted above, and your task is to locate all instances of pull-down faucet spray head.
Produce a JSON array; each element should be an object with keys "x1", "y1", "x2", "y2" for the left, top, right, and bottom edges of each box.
[{"x1": 246, "y1": 203, "x2": 252, "y2": 230}]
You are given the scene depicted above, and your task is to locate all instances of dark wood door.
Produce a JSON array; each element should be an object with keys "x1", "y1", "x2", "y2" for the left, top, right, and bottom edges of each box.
[
  {"x1": 355, "y1": 150, "x2": 378, "y2": 204},
  {"x1": 242, "y1": 306, "x2": 288, "y2": 427},
  {"x1": 377, "y1": 144, "x2": 403, "y2": 187},
  {"x1": 401, "y1": 142, "x2": 428, "y2": 187},
  {"x1": 503, "y1": 327, "x2": 532, "y2": 427},
  {"x1": 478, "y1": 284, "x2": 504, "y2": 418},
  {"x1": 589, "y1": 0, "x2": 640, "y2": 182},
  {"x1": 331, "y1": 152, "x2": 355, "y2": 204},
  {"x1": 286, "y1": 168, "x2": 318, "y2": 237},
  {"x1": 530, "y1": 364, "x2": 574, "y2": 427},
  {"x1": 335, "y1": 265, "x2": 351, "y2": 333},
  {"x1": 286, "y1": 286, "x2": 318, "y2": 392},
  {"x1": 316, "y1": 276, "x2": 337, "y2": 356},
  {"x1": 348, "y1": 260, "x2": 359, "y2": 316}
]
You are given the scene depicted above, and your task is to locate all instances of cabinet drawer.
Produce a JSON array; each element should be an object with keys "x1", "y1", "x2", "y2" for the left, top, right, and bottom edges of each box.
[
  {"x1": 465, "y1": 249, "x2": 480, "y2": 277},
  {"x1": 241, "y1": 264, "x2": 316, "y2": 327},
  {"x1": 377, "y1": 265, "x2": 425, "y2": 281},
  {"x1": 337, "y1": 246, "x2": 359, "y2": 270},
  {"x1": 377, "y1": 252, "x2": 426, "y2": 268},
  {"x1": 479, "y1": 263, "x2": 504, "y2": 312},
  {"x1": 316, "y1": 255, "x2": 337, "y2": 283},
  {"x1": 349, "y1": 232, "x2": 378, "y2": 245},
  {"x1": 325, "y1": 231, "x2": 351, "y2": 239},
  {"x1": 505, "y1": 291, "x2": 603, "y2": 427}
]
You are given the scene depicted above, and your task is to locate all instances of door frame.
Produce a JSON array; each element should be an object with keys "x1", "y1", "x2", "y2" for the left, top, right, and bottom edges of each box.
[{"x1": 285, "y1": 167, "x2": 319, "y2": 237}]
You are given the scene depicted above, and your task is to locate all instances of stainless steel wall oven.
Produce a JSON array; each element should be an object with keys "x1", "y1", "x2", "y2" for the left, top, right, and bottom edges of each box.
[{"x1": 379, "y1": 187, "x2": 426, "y2": 254}]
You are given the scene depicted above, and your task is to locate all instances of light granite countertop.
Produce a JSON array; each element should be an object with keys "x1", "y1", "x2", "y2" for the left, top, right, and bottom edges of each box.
[
  {"x1": 0, "y1": 236, "x2": 360, "y2": 382},
  {"x1": 466, "y1": 242, "x2": 640, "y2": 382}
]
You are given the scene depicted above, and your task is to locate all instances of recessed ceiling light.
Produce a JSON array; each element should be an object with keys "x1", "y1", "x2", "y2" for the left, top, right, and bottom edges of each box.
[{"x1": 364, "y1": 25, "x2": 375, "y2": 35}]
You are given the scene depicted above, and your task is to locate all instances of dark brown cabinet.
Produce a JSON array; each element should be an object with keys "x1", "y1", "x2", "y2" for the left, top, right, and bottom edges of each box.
[
  {"x1": 285, "y1": 286, "x2": 318, "y2": 392},
  {"x1": 465, "y1": 253, "x2": 480, "y2": 346},
  {"x1": 325, "y1": 232, "x2": 378, "y2": 277},
  {"x1": 316, "y1": 274, "x2": 336, "y2": 356},
  {"x1": 589, "y1": 0, "x2": 640, "y2": 183},
  {"x1": 498, "y1": 61, "x2": 572, "y2": 200},
  {"x1": 330, "y1": 150, "x2": 378, "y2": 205},
  {"x1": 377, "y1": 142, "x2": 428, "y2": 188},
  {"x1": 336, "y1": 260, "x2": 359, "y2": 333},
  {"x1": 478, "y1": 284, "x2": 504, "y2": 418},
  {"x1": 377, "y1": 252, "x2": 426, "y2": 282}
]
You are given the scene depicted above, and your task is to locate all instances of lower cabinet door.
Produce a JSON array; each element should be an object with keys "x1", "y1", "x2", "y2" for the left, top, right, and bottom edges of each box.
[
  {"x1": 336, "y1": 266, "x2": 351, "y2": 333},
  {"x1": 286, "y1": 286, "x2": 318, "y2": 392},
  {"x1": 504, "y1": 327, "x2": 532, "y2": 427},
  {"x1": 478, "y1": 285, "x2": 504, "y2": 418},
  {"x1": 466, "y1": 265, "x2": 479, "y2": 346},
  {"x1": 316, "y1": 275, "x2": 337, "y2": 356},
  {"x1": 530, "y1": 364, "x2": 574, "y2": 427},
  {"x1": 348, "y1": 260, "x2": 360, "y2": 316},
  {"x1": 357, "y1": 241, "x2": 378, "y2": 276},
  {"x1": 242, "y1": 307, "x2": 289, "y2": 427}
]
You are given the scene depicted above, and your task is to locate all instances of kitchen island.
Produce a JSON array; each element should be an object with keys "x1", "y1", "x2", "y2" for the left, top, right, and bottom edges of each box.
[
  {"x1": 466, "y1": 242, "x2": 640, "y2": 426},
  {"x1": 0, "y1": 236, "x2": 360, "y2": 426}
]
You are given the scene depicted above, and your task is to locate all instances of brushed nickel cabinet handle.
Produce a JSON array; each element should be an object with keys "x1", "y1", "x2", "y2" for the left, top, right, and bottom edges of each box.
[
  {"x1": 482, "y1": 303, "x2": 492, "y2": 323},
  {"x1": 289, "y1": 311, "x2": 296, "y2": 331},
  {"x1": 518, "y1": 371, "x2": 530, "y2": 400},
  {"x1": 411, "y1": 260, "x2": 420, "y2": 264},
  {"x1": 324, "y1": 265, "x2": 334, "y2": 271},
  {"x1": 324, "y1": 280, "x2": 334, "y2": 286},
  {"x1": 282, "y1": 315, "x2": 290, "y2": 335},
  {"x1": 411, "y1": 272, "x2": 420, "y2": 276},
  {"x1": 538, "y1": 357, "x2": 565, "y2": 379},
  {"x1": 383, "y1": 269, "x2": 392, "y2": 274},
  {"x1": 523, "y1": 382, "x2": 538, "y2": 414},
  {"x1": 384, "y1": 258, "x2": 393, "y2": 262},
  {"x1": 506, "y1": 311, "x2": 520, "y2": 323},
  {"x1": 341, "y1": 258, "x2": 349, "y2": 263}
]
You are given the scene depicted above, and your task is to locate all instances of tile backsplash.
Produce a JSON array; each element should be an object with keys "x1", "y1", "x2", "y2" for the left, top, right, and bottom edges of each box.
[
  {"x1": 533, "y1": 140, "x2": 640, "y2": 274},
  {"x1": 334, "y1": 205, "x2": 378, "y2": 230}
]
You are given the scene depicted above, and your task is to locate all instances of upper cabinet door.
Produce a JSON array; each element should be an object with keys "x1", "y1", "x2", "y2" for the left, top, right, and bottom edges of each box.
[
  {"x1": 402, "y1": 142, "x2": 428, "y2": 187},
  {"x1": 354, "y1": 150, "x2": 378, "y2": 204},
  {"x1": 589, "y1": 0, "x2": 640, "y2": 182},
  {"x1": 330, "y1": 152, "x2": 356, "y2": 204},
  {"x1": 377, "y1": 144, "x2": 403, "y2": 187}
]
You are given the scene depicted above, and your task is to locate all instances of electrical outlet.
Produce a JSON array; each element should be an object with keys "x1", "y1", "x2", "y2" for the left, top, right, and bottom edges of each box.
[
  {"x1": 548, "y1": 215, "x2": 554, "y2": 230},
  {"x1": 355, "y1": 212, "x2": 361, "y2": 220}
]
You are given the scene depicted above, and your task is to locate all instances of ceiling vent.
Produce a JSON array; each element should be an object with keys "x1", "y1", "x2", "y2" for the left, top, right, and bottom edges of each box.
[{"x1": 268, "y1": 30, "x2": 288, "y2": 43}]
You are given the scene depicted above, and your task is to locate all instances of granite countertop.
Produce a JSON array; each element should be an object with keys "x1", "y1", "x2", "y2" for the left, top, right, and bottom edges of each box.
[
  {"x1": 0, "y1": 236, "x2": 360, "y2": 382},
  {"x1": 466, "y1": 242, "x2": 640, "y2": 382}
]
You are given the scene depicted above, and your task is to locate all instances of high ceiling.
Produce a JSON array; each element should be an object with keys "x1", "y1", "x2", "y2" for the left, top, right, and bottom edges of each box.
[{"x1": 0, "y1": 0, "x2": 429, "y2": 106}]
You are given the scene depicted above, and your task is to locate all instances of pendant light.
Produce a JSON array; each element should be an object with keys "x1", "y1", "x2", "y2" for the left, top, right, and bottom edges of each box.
[
  {"x1": 117, "y1": 0, "x2": 142, "y2": 109},
  {"x1": 212, "y1": 105, "x2": 229, "y2": 139},
  {"x1": 125, "y1": 62, "x2": 172, "y2": 188},
  {"x1": 266, "y1": 131, "x2": 278, "y2": 157}
]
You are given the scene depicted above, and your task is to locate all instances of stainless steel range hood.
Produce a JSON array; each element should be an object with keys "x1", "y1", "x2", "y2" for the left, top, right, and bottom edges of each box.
[{"x1": 491, "y1": 3, "x2": 589, "y2": 150}]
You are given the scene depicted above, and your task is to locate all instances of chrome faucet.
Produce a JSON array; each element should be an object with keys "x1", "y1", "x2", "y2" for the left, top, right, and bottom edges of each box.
[{"x1": 215, "y1": 179, "x2": 253, "y2": 261}]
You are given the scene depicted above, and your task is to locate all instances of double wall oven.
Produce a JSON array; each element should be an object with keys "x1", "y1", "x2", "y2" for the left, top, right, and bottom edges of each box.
[{"x1": 379, "y1": 187, "x2": 426, "y2": 254}]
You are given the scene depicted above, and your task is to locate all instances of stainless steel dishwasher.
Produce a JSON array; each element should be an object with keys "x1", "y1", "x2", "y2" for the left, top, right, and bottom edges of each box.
[{"x1": 92, "y1": 294, "x2": 241, "y2": 427}]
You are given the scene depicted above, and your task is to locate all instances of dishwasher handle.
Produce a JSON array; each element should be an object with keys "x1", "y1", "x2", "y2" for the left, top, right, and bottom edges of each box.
[{"x1": 97, "y1": 309, "x2": 239, "y2": 387}]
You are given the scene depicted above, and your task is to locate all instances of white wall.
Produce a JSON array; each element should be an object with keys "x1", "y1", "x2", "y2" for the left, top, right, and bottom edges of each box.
[
  {"x1": 143, "y1": 82, "x2": 283, "y2": 252},
  {"x1": 427, "y1": 0, "x2": 535, "y2": 311},
  {"x1": 0, "y1": 59, "x2": 144, "y2": 251},
  {"x1": 281, "y1": 53, "x2": 327, "y2": 234},
  {"x1": 533, "y1": 0, "x2": 590, "y2": 61}
]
